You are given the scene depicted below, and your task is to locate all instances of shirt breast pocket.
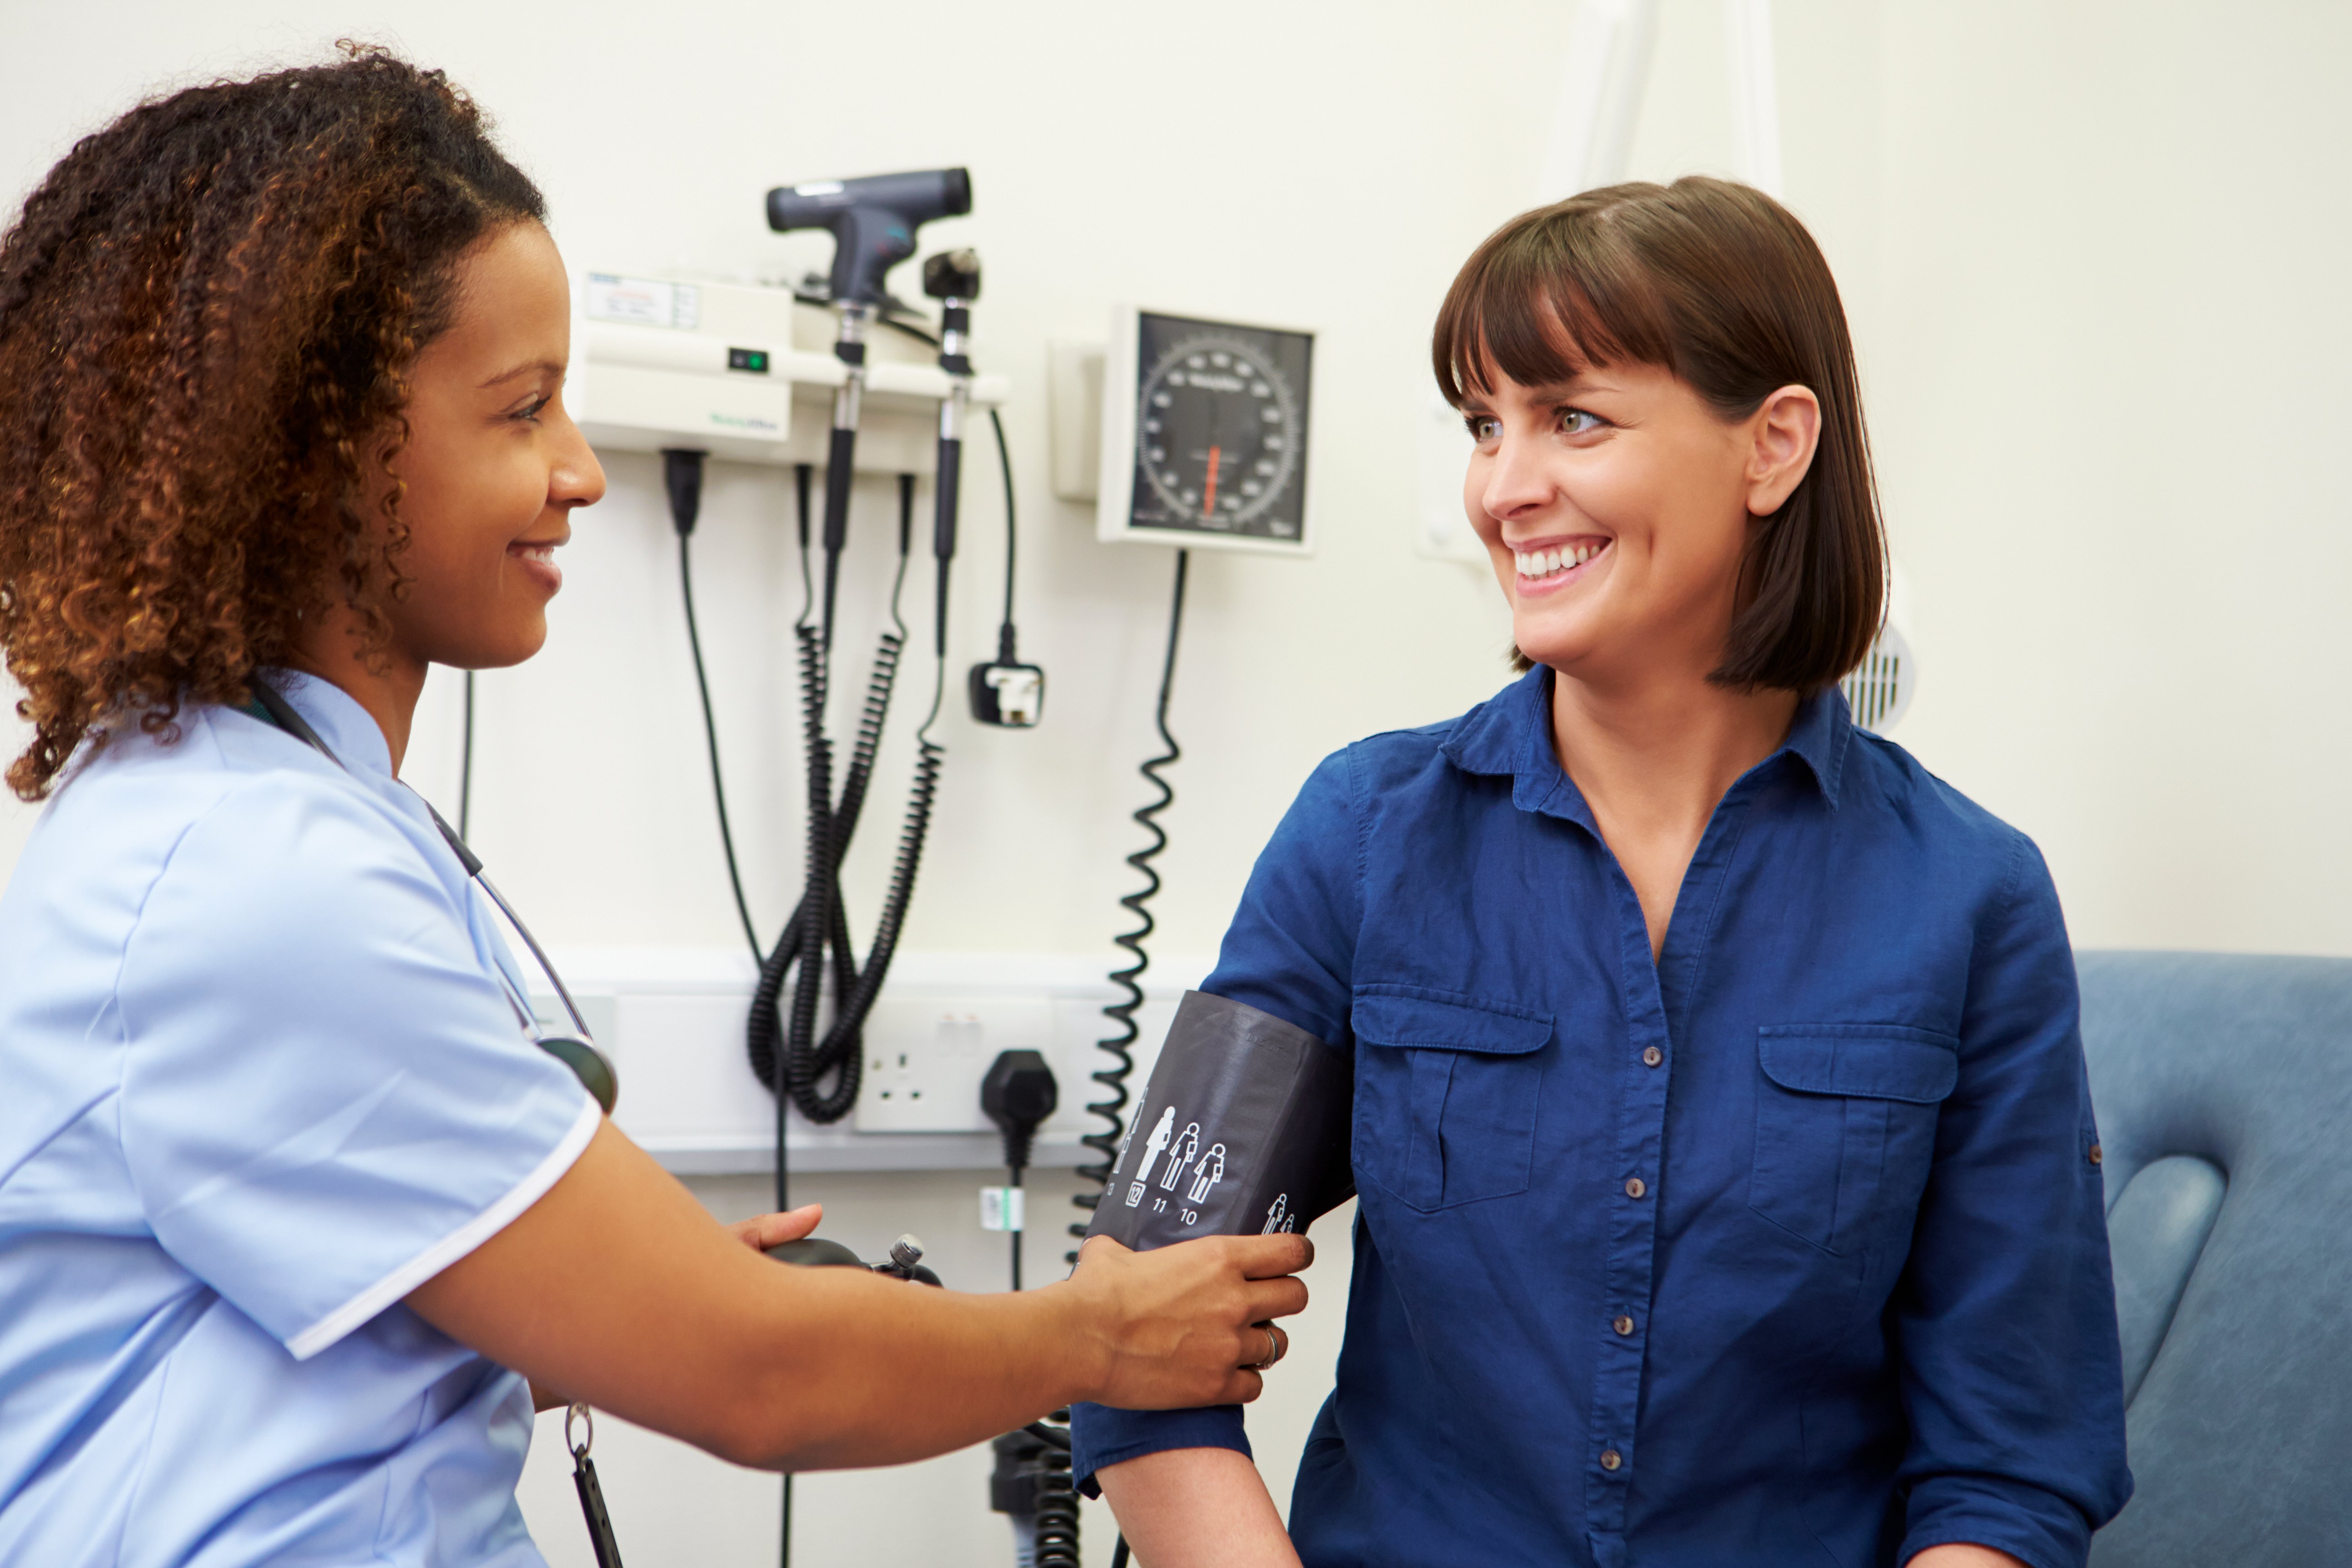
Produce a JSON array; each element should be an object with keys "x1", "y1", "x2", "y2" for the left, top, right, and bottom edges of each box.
[
  {"x1": 1351, "y1": 987, "x2": 1552, "y2": 1213},
  {"x1": 1749, "y1": 1024, "x2": 1958, "y2": 1256}
]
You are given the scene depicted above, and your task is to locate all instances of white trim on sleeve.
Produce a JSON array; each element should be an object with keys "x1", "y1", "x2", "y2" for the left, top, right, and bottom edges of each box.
[{"x1": 285, "y1": 1094, "x2": 603, "y2": 1361}]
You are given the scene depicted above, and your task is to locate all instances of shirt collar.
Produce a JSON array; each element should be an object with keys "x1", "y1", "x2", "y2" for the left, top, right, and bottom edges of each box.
[
  {"x1": 1440, "y1": 665, "x2": 1852, "y2": 816},
  {"x1": 1777, "y1": 681, "x2": 1850, "y2": 806},
  {"x1": 266, "y1": 669, "x2": 395, "y2": 779}
]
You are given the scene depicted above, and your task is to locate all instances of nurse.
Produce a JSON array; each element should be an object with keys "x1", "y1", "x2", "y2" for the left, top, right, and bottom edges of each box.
[
  {"x1": 0, "y1": 50, "x2": 1309, "y2": 1566},
  {"x1": 1074, "y1": 180, "x2": 2132, "y2": 1566}
]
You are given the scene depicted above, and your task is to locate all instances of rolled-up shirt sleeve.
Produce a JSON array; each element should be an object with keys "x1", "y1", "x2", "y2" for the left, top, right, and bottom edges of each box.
[
  {"x1": 1072, "y1": 749, "x2": 1363, "y2": 1496},
  {"x1": 1893, "y1": 837, "x2": 2134, "y2": 1568}
]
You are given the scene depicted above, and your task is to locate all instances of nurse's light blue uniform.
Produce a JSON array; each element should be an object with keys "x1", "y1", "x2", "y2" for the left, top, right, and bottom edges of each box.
[{"x1": 0, "y1": 673, "x2": 599, "y2": 1567}]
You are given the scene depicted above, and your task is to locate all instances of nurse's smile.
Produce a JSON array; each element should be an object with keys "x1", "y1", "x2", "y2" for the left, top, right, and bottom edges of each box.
[
  {"x1": 289, "y1": 219, "x2": 606, "y2": 773},
  {"x1": 507, "y1": 528, "x2": 568, "y2": 596}
]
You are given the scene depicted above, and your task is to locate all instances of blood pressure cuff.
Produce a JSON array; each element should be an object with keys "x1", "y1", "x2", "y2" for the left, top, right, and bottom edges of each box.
[{"x1": 1085, "y1": 990, "x2": 1353, "y2": 1249}]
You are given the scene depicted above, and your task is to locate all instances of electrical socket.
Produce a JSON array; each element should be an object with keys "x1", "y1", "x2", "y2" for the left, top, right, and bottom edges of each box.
[{"x1": 854, "y1": 996, "x2": 1055, "y2": 1133}]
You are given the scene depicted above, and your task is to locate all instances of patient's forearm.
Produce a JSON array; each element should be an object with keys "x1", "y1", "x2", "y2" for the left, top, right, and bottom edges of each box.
[{"x1": 1098, "y1": 1446, "x2": 1299, "y2": 1568}]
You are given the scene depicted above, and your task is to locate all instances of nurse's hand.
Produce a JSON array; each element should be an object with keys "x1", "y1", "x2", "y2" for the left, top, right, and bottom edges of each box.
[
  {"x1": 1067, "y1": 1234, "x2": 1313, "y2": 1410},
  {"x1": 726, "y1": 1203, "x2": 824, "y2": 1253}
]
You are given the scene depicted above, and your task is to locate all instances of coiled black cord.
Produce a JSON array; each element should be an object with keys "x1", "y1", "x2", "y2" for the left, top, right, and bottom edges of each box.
[
  {"x1": 745, "y1": 475, "x2": 923, "y2": 1142},
  {"x1": 666, "y1": 461, "x2": 869, "y2": 1121},
  {"x1": 743, "y1": 475, "x2": 951, "y2": 1210},
  {"x1": 814, "y1": 475, "x2": 950, "y2": 1114},
  {"x1": 1069, "y1": 549, "x2": 1191, "y2": 1260},
  {"x1": 742, "y1": 617, "x2": 905, "y2": 1108},
  {"x1": 1024, "y1": 1417, "x2": 1081, "y2": 1567},
  {"x1": 1067, "y1": 553, "x2": 1193, "y2": 1568}
]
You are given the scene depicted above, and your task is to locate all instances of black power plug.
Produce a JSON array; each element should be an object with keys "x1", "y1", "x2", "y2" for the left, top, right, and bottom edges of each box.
[
  {"x1": 662, "y1": 447, "x2": 705, "y2": 536},
  {"x1": 983, "y1": 1049, "x2": 1058, "y2": 1176},
  {"x1": 982, "y1": 1050, "x2": 1057, "y2": 1291}
]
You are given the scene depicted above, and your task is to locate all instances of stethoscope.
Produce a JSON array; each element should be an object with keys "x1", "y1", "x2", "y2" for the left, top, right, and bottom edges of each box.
[{"x1": 241, "y1": 680, "x2": 618, "y2": 1115}]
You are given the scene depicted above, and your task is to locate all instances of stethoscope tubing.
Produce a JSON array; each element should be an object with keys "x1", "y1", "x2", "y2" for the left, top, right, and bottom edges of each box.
[{"x1": 243, "y1": 679, "x2": 595, "y2": 1046}]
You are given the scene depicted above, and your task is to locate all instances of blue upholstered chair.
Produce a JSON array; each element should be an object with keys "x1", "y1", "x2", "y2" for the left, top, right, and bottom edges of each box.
[{"x1": 2081, "y1": 951, "x2": 2352, "y2": 1565}]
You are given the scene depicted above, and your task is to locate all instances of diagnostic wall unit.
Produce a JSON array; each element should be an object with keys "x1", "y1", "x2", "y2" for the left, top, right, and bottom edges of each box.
[{"x1": 573, "y1": 271, "x2": 1009, "y2": 472}]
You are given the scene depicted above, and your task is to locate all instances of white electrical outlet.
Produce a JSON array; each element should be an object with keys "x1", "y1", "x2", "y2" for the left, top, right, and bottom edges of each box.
[{"x1": 854, "y1": 996, "x2": 1055, "y2": 1133}]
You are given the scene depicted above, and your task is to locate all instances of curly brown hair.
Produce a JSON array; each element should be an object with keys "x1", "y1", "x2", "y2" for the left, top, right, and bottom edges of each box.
[{"x1": 0, "y1": 44, "x2": 544, "y2": 799}]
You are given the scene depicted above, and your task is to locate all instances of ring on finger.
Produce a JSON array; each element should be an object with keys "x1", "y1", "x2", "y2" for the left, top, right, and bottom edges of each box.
[{"x1": 1253, "y1": 1325, "x2": 1284, "y2": 1371}]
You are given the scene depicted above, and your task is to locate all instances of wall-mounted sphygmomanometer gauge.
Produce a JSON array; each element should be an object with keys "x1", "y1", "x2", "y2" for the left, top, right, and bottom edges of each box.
[{"x1": 1096, "y1": 306, "x2": 1316, "y2": 555}]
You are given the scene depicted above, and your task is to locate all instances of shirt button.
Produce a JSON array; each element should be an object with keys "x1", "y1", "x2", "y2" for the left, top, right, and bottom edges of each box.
[
  {"x1": 1612, "y1": 1314, "x2": 1634, "y2": 1336},
  {"x1": 2089, "y1": 1142, "x2": 2104, "y2": 1166},
  {"x1": 1642, "y1": 1046, "x2": 1663, "y2": 1068},
  {"x1": 1624, "y1": 1177, "x2": 1647, "y2": 1199},
  {"x1": 1600, "y1": 1448, "x2": 1624, "y2": 1472}
]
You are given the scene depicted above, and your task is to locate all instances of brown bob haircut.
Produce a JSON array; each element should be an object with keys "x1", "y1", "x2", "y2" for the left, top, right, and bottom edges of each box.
[{"x1": 1433, "y1": 176, "x2": 1885, "y2": 693}]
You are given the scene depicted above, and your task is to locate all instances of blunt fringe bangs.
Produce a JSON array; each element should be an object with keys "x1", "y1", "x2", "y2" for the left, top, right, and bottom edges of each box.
[{"x1": 1431, "y1": 176, "x2": 1886, "y2": 694}]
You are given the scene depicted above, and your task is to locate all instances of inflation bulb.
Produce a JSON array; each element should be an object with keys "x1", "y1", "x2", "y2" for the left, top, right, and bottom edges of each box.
[{"x1": 765, "y1": 1233, "x2": 943, "y2": 1287}]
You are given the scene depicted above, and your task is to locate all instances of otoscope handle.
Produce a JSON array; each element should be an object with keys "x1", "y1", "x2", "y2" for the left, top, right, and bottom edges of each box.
[
  {"x1": 822, "y1": 427, "x2": 856, "y2": 555},
  {"x1": 933, "y1": 432, "x2": 962, "y2": 562}
]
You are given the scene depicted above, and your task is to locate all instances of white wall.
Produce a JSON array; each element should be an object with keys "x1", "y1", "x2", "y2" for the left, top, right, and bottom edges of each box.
[
  {"x1": 1868, "y1": 1, "x2": 2352, "y2": 954},
  {"x1": 5, "y1": 2, "x2": 2349, "y2": 1564}
]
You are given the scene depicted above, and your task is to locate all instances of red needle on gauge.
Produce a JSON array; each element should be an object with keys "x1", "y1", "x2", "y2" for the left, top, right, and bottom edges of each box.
[{"x1": 1201, "y1": 445, "x2": 1222, "y2": 518}]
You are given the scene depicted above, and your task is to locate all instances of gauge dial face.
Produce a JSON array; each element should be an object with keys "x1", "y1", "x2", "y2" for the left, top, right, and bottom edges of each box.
[{"x1": 1127, "y1": 313, "x2": 1312, "y2": 543}]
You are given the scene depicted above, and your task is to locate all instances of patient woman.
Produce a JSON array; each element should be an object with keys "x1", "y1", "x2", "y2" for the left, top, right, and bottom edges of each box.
[{"x1": 1072, "y1": 179, "x2": 2132, "y2": 1567}]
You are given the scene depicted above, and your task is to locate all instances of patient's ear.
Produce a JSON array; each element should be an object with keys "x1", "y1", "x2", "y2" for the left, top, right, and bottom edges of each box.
[{"x1": 1744, "y1": 384, "x2": 1822, "y2": 517}]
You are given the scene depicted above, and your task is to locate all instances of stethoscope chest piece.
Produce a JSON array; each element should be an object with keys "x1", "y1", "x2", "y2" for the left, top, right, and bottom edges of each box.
[{"x1": 537, "y1": 1035, "x2": 618, "y2": 1117}]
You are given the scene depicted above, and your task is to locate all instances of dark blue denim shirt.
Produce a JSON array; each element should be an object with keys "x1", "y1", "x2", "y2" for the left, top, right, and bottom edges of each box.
[{"x1": 1073, "y1": 670, "x2": 2130, "y2": 1568}]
